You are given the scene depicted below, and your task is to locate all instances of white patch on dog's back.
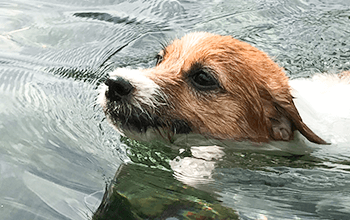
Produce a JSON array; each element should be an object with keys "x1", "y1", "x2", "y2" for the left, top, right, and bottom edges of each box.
[
  {"x1": 290, "y1": 74, "x2": 350, "y2": 147},
  {"x1": 291, "y1": 74, "x2": 350, "y2": 118}
]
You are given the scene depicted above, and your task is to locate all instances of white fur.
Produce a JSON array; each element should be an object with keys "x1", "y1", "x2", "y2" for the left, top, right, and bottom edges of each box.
[
  {"x1": 97, "y1": 84, "x2": 108, "y2": 109},
  {"x1": 290, "y1": 74, "x2": 350, "y2": 145},
  {"x1": 291, "y1": 74, "x2": 350, "y2": 118},
  {"x1": 110, "y1": 68, "x2": 163, "y2": 107},
  {"x1": 98, "y1": 68, "x2": 166, "y2": 111}
]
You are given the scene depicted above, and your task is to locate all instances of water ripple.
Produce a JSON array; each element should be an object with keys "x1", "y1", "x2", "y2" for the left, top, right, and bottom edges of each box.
[{"x1": 1, "y1": 0, "x2": 350, "y2": 219}]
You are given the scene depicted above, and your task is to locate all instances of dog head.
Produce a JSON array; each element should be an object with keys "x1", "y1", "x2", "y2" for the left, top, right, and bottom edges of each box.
[{"x1": 99, "y1": 32, "x2": 327, "y2": 144}]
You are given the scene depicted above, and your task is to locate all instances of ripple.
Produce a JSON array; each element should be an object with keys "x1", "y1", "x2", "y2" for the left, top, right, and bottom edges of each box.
[
  {"x1": 1, "y1": 0, "x2": 350, "y2": 219},
  {"x1": 193, "y1": 0, "x2": 350, "y2": 76},
  {"x1": 217, "y1": 167, "x2": 350, "y2": 219}
]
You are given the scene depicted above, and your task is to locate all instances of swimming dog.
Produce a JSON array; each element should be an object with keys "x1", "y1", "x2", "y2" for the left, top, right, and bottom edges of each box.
[{"x1": 98, "y1": 32, "x2": 329, "y2": 147}]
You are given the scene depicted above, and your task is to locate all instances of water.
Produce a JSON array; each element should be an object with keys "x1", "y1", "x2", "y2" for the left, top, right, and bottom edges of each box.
[{"x1": 1, "y1": 0, "x2": 350, "y2": 219}]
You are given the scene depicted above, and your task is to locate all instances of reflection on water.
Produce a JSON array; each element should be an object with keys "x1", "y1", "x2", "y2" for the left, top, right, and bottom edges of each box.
[{"x1": 1, "y1": 0, "x2": 350, "y2": 219}]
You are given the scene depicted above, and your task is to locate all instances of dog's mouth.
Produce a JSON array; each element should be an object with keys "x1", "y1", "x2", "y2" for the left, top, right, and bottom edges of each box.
[
  {"x1": 102, "y1": 89, "x2": 192, "y2": 141},
  {"x1": 105, "y1": 100, "x2": 158, "y2": 133}
]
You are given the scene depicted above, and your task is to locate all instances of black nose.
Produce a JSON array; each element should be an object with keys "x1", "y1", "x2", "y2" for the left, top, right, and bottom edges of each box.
[{"x1": 105, "y1": 77, "x2": 134, "y2": 101}]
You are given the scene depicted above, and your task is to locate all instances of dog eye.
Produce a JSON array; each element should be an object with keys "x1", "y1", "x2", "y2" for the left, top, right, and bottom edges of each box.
[
  {"x1": 155, "y1": 54, "x2": 163, "y2": 66},
  {"x1": 190, "y1": 70, "x2": 220, "y2": 91},
  {"x1": 155, "y1": 51, "x2": 164, "y2": 66}
]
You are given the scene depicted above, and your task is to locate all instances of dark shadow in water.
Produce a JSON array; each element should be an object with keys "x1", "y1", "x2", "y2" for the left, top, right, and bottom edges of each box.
[
  {"x1": 92, "y1": 136, "x2": 336, "y2": 220},
  {"x1": 93, "y1": 137, "x2": 239, "y2": 220},
  {"x1": 47, "y1": 66, "x2": 107, "y2": 85},
  {"x1": 74, "y1": 12, "x2": 140, "y2": 25},
  {"x1": 93, "y1": 163, "x2": 239, "y2": 220}
]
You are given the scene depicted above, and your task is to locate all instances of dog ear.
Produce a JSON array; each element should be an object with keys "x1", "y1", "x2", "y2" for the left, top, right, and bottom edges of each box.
[
  {"x1": 271, "y1": 98, "x2": 329, "y2": 144},
  {"x1": 269, "y1": 108, "x2": 293, "y2": 141},
  {"x1": 258, "y1": 84, "x2": 328, "y2": 144}
]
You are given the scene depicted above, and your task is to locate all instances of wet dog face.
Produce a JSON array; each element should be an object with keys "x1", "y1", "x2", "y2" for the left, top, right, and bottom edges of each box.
[{"x1": 99, "y1": 32, "x2": 327, "y2": 144}]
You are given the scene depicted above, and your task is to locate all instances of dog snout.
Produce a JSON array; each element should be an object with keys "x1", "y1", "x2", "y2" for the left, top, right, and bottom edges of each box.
[{"x1": 105, "y1": 77, "x2": 134, "y2": 101}]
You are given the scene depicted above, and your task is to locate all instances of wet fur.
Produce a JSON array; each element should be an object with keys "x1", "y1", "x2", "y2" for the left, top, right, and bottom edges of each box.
[{"x1": 100, "y1": 32, "x2": 328, "y2": 144}]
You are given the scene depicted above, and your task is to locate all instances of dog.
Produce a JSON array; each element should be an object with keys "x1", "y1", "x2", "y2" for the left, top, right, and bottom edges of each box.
[
  {"x1": 97, "y1": 32, "x2": 350, "y2": 219},
  {"x1": 98, "y1": 32, "x2": 332, "y2": 148}
]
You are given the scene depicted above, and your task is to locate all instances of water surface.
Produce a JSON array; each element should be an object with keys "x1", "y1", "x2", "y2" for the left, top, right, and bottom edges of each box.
[{"x1": 1, "y1": 0, "x2": 350, "y2": 219}]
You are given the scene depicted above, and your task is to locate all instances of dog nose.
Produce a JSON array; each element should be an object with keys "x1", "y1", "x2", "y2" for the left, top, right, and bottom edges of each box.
[{"x1": 105, "y1": 77, "x2": 134, "y2": 100}]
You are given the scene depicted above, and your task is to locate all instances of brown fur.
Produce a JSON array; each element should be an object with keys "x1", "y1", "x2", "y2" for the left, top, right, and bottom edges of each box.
[
  {"x1": 340, "y1": 71, "x2": 350, "y2": 80},
  {"x1": 140, "y1": 32, "x2": 327, "y2": 144}
]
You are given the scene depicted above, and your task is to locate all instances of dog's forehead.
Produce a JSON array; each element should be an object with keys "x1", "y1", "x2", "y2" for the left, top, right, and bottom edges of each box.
[
  {"x1": 165, "y1": 32, "x2": 227, "y2": 56},
  {"x1": 157, "y1": 32, "x2": 235, "y2": 75}
]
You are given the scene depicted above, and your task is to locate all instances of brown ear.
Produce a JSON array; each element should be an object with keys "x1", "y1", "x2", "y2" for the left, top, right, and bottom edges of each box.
[
  {"x1": 258, "y1": 82, "x2": 328, "y2": 144},
  {"x1": 271, "y1": 99, "x2": 329, "y2": 145},
  {"x1": 269, "y1": 111, "x2": 293, "y2": 141}
]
